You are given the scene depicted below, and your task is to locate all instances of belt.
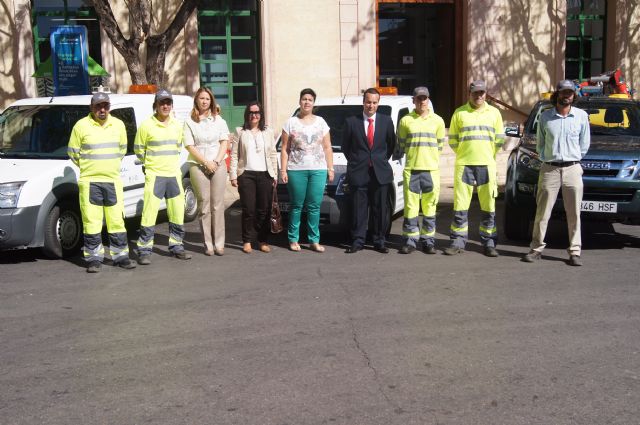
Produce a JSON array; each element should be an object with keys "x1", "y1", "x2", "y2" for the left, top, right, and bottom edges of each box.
[{"x1": 545, "y1": 161, "x2": 580, "y2": 167}]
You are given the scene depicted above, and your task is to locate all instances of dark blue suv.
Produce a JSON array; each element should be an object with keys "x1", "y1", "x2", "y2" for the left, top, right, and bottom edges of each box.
[{"x1": 504, "y1": 96, "x2": 640, "y2": 240}]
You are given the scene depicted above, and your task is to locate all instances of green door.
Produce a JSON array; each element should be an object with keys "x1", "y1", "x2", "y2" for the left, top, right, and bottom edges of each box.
[{"x1": 198, "y1": 0, "x2": 261, "y2": 130}]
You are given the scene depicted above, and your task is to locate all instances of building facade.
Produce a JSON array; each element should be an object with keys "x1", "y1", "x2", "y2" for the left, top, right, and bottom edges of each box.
[{"x1": 1, "y1": 0, "x2": 639, "y2": 130}]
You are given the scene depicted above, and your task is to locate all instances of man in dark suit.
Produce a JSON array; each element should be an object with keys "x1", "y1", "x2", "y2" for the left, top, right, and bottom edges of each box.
[{"x1": 341, "y1": 88, "x2": 396, "y2": 253}]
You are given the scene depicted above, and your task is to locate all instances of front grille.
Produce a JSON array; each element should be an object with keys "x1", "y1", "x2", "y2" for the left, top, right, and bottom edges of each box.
[
  {"x1": 583, "y1": 169, "x2": 620, "y2": 177},
  {"x1": 583, "y1": 188, "x2": 637, "y2": 202}
]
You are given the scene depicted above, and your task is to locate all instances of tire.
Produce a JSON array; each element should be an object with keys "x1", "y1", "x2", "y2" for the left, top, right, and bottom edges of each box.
[
  {"x1": 42, "y1": 201, "x2": 83, "y2": 258},
  {"x1": 183, "y1": 178, "x2": 197, "y2": 223},
  {"x1": 504, "y1": 203, "x2": 532, "y2": 241}
]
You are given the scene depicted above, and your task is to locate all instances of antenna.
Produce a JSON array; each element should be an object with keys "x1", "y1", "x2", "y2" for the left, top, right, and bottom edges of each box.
[{"x1": 341, "y1": 75, "x2": 353, "y2": 104}]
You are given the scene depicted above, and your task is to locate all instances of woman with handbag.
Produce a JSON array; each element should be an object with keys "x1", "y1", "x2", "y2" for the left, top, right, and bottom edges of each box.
[
  {"x1": 184, "y1": 87, "x2": 230, "y2": 256},
  {"x1": 230, "y1": 102, "x2": 279, "y2": 253},
  {"x1": 280, "y1": 88, "x2": 334, "y2": 252}
]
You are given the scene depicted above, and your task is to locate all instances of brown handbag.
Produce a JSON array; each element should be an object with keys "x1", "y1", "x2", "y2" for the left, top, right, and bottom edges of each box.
[{"x1": 270, "y1": 185, "x2": 284, "y2": 234}]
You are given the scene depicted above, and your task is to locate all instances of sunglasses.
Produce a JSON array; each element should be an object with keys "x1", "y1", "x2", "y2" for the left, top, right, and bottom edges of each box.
[{"x1": 249, "y1": 111, "x2": 261, "y2": 115}]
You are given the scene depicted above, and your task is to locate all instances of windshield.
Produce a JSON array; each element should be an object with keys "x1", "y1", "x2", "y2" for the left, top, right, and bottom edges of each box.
[
  {"x1": 528, "y1": 101, "x2": 640, "y2": 137},
  {"x1": 278, "y1": 105, "x2": 392, "y2": 152},
  {"x1": 0, "y1": 105, "x2": 88, "y2": 158}
]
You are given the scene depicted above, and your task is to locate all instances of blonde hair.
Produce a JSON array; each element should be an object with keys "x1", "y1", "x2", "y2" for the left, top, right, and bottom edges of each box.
[{"x1": 190, "y1": 87, "x2": 221, "y2": 122}]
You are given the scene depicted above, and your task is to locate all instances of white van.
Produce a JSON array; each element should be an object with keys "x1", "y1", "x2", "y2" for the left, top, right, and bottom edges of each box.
[
  {"x1": 0, "y1": 94, "x2": 197, "y2": 258},
  {"x1": 276, "y1": 95, "x2": 414, "y2": 232}
]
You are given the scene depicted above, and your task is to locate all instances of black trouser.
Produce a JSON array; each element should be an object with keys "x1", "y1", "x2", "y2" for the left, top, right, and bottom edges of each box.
[
  {"x1": 237, "y1": 170, "x2": 273, "y2": 243},
  {"x1": 351, "y1": 167, "x2": 389, "y2": 248}
]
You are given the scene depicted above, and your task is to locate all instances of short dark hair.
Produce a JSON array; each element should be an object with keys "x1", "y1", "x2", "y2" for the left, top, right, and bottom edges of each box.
[
  {"x1": 299, "y1": 88, "x2": 316, "y2": 101},
  {"x1": 242, "y1": 101, "x2": 266, "y2": 131},
  {"x1": 362, "y1": 87, "x2": 381, "y2": 102}
]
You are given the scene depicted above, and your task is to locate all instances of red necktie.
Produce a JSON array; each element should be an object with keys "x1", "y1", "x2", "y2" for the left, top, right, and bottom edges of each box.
[{"x1": 367, "y1": 118, "x2": 374, "y2": 149}]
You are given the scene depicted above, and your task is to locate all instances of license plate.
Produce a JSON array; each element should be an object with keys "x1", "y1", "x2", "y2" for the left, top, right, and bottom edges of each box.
[
  {"x1": 580, "y1": 201, "x2": 617, "y2": 213},
  {"x1": 278, "y1": 202, "x2": 290, "y2": 212}
]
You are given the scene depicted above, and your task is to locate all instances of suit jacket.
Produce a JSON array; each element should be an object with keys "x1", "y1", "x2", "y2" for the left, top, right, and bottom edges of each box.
[
  {"x1": 229, "y1": 127, "x2": 278, "y2": 180},
  {"x1": 342, "y1": 113, "x2": 396, "y2": 186}
]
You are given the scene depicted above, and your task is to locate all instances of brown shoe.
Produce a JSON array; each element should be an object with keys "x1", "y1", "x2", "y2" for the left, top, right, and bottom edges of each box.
[
  {"x1": 259, "y1": 243, "x2": 271, "y2": 253},
  {"x1": 242, "y1": 243, "x2": 253, "y2": 254}
]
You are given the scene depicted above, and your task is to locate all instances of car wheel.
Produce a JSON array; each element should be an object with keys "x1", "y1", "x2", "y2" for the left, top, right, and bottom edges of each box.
[
  {"x1": 183, "y1": 178, "x2": 198, "y2": 223},
  {"x1": 42, "y1": 201, "x2": 83, "y2": 258},
  {"x1": 504, "y1": 203, "x2": 531, "y2": 241}
]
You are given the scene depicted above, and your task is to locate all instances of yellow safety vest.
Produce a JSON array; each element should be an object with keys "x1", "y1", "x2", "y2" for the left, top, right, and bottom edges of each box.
[
  {"x1": 67, "y1": 114, "x2": 127, "y2": 180},
  {"x1": 398, "y1": 110, "x2": 446, "y2": 171},
  {"x1": 448, "y1": 103, "x2": 504, "y2": 165},
  {"x1": 134, "y1": 115, "x2": 184, "y2": 175}
]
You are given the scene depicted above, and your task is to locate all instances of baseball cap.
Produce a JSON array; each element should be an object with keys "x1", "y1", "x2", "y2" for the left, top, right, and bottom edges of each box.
[
  {"x1": 413, "y1": 86, "x2": 430, "y2": 97},
  {"x1": 155, "y1": 89, "x2": 173, "y2": 102},
  {"x1": 469, "y1": 80, "x2": 487, "y2": 93},
  {"x1": 90, "y1": 92, "x2": 110, "y2": 105},
  {"x1": 556, "y1": 79, "x2": 576, "y2": 92}
]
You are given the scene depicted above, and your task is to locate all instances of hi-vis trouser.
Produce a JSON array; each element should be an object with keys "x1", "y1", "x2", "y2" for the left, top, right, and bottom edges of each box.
[
  {"x1": 402, "y1": 169, "x2": 440, "y2": 248},
  {"x1": 137, "y1": 173, "x2": 185, "y2": 255},
  {"x1": 449, "y1": 164, "x2": 498, "y2": 248},
  {"x1": 78, "y1": 179, "x2": 129, "y2": 263}
]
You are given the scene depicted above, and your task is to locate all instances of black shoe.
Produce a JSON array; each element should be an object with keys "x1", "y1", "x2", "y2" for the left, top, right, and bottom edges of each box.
[
  {"x1": 568, "y1": 255, "x2": 583, "y2": 266},
  {"x1": 398, "y1": 245, "x2": 415, "y2": 254},
  {"x1": 172, "y1": 251, "x2": 192, "y2": 260},
  {"x1": 484, "y1": 246, "x2": 499, "y2": 257},
  {"x1": 373, "y1": 245, "x2": 389, "y2": 254},
  {"x1": 116, "y1": 258, "x2": 136, "y2": 269},
  {"x1": 521, "y1": 250, "x2": 541, "y2": 263},
  {"x1": 137, "y1": 254, "x2": 151, "y2": 265},
  {"x1": 422, "y1": 245, "x2": 437, "y2": 255},
  {"x1": 86, "y1": 261, "x2": 102, "y2": 273},
  {"x1": 443, "y1": 246, "x2": 463, "y2": 256},
  {"x1": 345, "y1": 245, "x2": 363, "y2": 254}
]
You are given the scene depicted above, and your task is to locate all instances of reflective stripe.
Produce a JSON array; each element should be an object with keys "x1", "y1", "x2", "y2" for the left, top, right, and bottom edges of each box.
[
  {"x1": 449, "y1": 142, "x2": 459, "y2": 148},
  {"x1": 145, "y1": 150, "x2": 181, "y2": 156},
  {"x1": 82, "y1": 142, "x2": 121, "y2": 150},
  {"x1": 461, "y1": 125, "x2": 496, "y2": 133},
  {"x1": 407, "y1": 131, "x2": 438, "y2": 139},
  {"x1": 448, "y1": 134, "x2": 459, "y2": 140},
  {"x1": 134, "y1": 144, "x2": 145, "y2": 151},
  {"x1": 479, "y1": 226, "x2": 497, "y2": 235},
  {"x1": 460, "y1": 135, "x2": 493, "y2": 142},
  {"x1": 79, "y1": 153, "x2": 123, "y2": 160},
  {"x1": 405, "y1": 141, "x2": 439, "y2": 148},
  {"x1": 148, "y1": 139, "x2": 179, "y2": 146},
  {"x1": 398, "y1": 137, "x2": 406, "y2": 144},
  {"x1": 68, "y1": 147, "x2": 80, "y2": 154},
  {"x1": 495, "y1": 133, "x2": 505, "y2": 139},
  {"x1": 437, "y1": 138, "x2": 445, "y2": 144}
]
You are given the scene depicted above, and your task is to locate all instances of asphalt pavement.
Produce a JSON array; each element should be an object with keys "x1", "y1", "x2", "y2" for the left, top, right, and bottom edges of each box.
[{"x1": 2, "y1": 170, "x2": 640, "y2": 424}]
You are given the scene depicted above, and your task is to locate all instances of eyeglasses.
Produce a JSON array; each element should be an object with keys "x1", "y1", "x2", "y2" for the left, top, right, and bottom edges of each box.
[{"x1": 249, "y1": 111, "x2": 261, "y2": 115}]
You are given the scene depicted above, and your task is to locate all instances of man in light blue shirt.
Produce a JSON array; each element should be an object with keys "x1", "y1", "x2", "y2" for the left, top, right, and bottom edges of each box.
[{"x1": 522, "y1": 79, "x2": 591, "y2": 266}]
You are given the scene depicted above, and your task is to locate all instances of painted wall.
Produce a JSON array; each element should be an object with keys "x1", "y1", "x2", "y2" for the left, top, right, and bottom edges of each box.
[
  {"x1": 261, "y1": 0, "x2": 344, "y2": 132},
  {"x1": 0, "y1": 0, "x2": 35, "y2": 111}
]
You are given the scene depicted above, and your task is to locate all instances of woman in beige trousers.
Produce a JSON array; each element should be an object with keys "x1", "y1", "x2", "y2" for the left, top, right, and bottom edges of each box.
[{"x1": 184, "y1": 87, "x2": 230, "y2": 256}]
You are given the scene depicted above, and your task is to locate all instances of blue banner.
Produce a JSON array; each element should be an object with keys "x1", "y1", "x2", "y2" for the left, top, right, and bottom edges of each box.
[{"x1": 50, "y1": 26, "x2": 90, "y2": 96}]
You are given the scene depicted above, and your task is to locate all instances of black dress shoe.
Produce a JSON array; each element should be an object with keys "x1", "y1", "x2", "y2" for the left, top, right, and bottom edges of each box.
[
  {"x1": 345, "y1": 245, "x2": 363, "y2": 254},
  {"x1": 398, "y1": 245, "x2": 415, "y2": 254},
  {"x1": 373, "y1": 245, "x2": 389, "y2": 254}
]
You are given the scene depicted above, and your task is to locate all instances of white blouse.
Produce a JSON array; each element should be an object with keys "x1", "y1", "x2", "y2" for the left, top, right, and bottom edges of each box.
[
  {"x1": 243, "y1": 130, "x2": 268, "y2": 172},
  {"x1": 184, "y1": 115, "x2": 230, "y2": 164}
]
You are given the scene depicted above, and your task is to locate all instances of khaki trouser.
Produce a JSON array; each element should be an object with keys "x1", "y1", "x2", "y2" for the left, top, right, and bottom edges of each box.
[
  {"x1": 190, "y1": 163, "x2": 227, "y2": 252},
  {"x1": 530, "y1": 163, "x2": 583, "y2": 255}
]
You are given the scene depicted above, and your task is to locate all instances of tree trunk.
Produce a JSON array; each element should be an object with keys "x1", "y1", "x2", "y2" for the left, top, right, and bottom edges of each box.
[{"x1": 91, "y1": 0, "x2": 199, "y2": 88}]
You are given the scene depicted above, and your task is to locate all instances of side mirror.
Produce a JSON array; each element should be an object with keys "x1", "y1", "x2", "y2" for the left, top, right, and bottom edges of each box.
[{"x1": 505, "y1": 126, "x2": 522, "y2": 138}]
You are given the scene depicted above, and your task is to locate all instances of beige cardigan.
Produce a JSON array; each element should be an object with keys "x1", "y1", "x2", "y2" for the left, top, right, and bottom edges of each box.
[{"x1": 229, "y1": 127, "x2": 278, "y2": 180}]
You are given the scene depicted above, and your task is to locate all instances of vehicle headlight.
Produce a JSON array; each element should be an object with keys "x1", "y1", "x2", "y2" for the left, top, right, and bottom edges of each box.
[
  {"x1": 0, "y1": 182, "x2": 25, "y2": 208},
  {"x1": 518, "y1": 149, "x2": 542, "y2": 170}
]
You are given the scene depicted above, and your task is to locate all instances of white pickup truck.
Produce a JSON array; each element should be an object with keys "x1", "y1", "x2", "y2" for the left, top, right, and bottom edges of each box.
[{"x1": 0, "y1": 93, "x2": 197, "y2": 258}]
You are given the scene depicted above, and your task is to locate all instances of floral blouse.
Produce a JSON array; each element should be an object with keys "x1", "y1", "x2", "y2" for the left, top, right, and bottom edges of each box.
[{"x1": 282, "y1": 116, "x2": 330, "y2": 170}]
